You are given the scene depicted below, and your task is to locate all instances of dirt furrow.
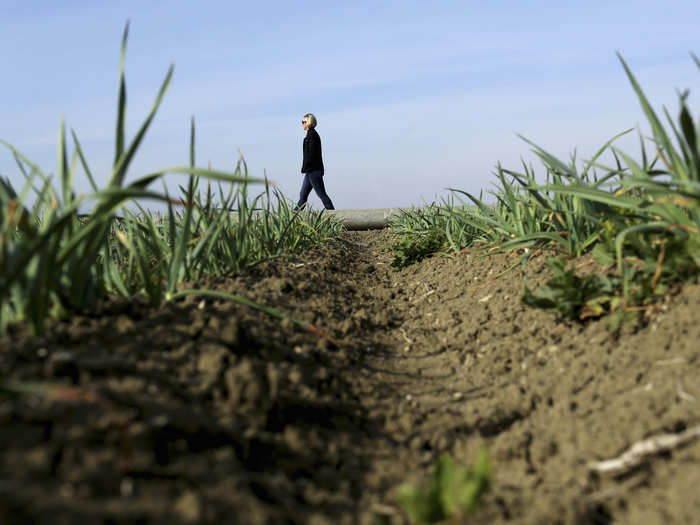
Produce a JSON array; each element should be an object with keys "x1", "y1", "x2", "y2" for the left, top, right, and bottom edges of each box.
[
  {"x1": 1, "y1": 230, "x2": 700, "y2": 524},
  {"x1": 343, "y1": 231, "x2": 700, "y2": 525}
]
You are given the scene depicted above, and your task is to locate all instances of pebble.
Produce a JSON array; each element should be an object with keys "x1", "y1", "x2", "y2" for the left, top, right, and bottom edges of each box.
[
  {"x1": 197, "y1": 345, "x2": 228, "y2": 375},
  {"x1": 220, "y1": 320, "x2": 240, "y2": 346},
  {"x1": 115, "y1": 315, "x2": 135, "y2": 333},
  {"x1": 151, "y1": 414, "x2": 169, "y2": 427},
  {"x1": 120, "y1": 477, "x2": 134, "y2": 497},
  {"x1": 60, "y1": 483, "x2": 74, "y2": 498},
  {"x1": 175, "y1": 490, "x2": 201, "y2": 523}
]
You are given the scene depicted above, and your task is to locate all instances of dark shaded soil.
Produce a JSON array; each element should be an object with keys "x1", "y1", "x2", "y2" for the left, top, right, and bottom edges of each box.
[{"x1": 1, "y1": 230, "x2": 699, "y2": 524}]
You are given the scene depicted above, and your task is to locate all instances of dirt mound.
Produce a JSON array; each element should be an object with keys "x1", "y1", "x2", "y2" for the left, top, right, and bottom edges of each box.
[{"x1": 1, "y1": 231, "x2": 699, "y2": 524}]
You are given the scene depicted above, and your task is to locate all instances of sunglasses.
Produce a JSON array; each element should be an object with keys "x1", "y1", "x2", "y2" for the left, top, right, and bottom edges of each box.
[{"x1": 301, "y1": 120, "x2": 307, "y2": 124}]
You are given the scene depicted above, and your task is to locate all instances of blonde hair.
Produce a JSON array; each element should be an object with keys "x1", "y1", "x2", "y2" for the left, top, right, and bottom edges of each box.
[{"x1": 302, "y1": 113, "x2": 317, "y2": 128}]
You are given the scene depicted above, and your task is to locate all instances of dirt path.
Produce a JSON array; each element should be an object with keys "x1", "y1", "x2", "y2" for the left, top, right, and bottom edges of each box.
[{"x1": 1, "y1": 230, "x2": 700, "y2": 524}]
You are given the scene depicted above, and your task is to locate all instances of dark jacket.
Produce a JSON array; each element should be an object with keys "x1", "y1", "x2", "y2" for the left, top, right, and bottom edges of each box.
[{"x1": 301, "y1": 128, "x2": 324, "y2": 174}]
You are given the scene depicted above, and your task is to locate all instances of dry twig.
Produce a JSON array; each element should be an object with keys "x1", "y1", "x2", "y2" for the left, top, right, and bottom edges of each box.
[{"x1": 589, "y1": 425, "x2": 700, "y2": 474}]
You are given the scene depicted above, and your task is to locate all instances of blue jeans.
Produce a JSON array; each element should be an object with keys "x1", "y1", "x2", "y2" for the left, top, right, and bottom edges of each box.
[{"x1": 297, "y1": 170, "x2": 334, "y2": 210}]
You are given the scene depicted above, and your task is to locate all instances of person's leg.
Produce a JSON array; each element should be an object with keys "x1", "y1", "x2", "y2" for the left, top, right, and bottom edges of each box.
[
  {"x1": 296, "y1": 174, "x2": 312, "y2": 209},
  {"x1": 308, "y1": 171, "x2": 335, "y2": 210}
]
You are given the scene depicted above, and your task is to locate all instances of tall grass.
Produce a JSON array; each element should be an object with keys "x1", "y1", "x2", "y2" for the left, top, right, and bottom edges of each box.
[
  {"x1": 390, "y1": 53, "x2": 700, "y2": 324},
  {"x1": 0, "y1": 23, "x2": 342, "y2": 336},
  {"x1": 518, "y1": 54, "x2": 700, "y2": 322},
  {"x1": 387, "y1": 199, "x2": 483, "y2": 269}
]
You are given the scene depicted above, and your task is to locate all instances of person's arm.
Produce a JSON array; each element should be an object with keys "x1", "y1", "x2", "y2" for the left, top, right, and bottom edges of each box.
[
  {"x1": 301, "y1": 135, "x2": 310, "y2": 173},
  {"x1": 307, "y1": 131, "x2": 321, "y2": 164}
]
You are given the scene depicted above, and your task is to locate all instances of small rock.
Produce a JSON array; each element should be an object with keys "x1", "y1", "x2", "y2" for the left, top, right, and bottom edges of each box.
[
  {"x1": 207, "y1": 317, "x2": 221, "y2": 331},
  {"x1": 270, "y1": 278, "x2": 293, "y2": 294},
  {"x1": 220, "y1": 320, "x2": 240, "y2": 346},
  {"x1": 188, "y1": 312, "x2": 206, "y2": 336},
  {"x1": 115, "y1": 315, "x2": 135, "y2": 334},
  {"x1": 120, "y1": 477, "x2": 134, "y2": 497},
  {"x1": 150, "y1": 414, "x2": 169, "y2": 427},
  {"x1": 340, "y1": 319, "x2": 353, "y2": 335},
  {"x1": 197, "y1": 345, "x2": 228, "y2": 375},
  {"x1": 214, "y1": 447, "x2": 234, "y2": 461},
  {"x1": 288, "y1": 367, "x2": 303, "y2": 384},
  {"x1": 60, "y1": 483, "x2": 74, "y2": 499},
  {"x1": 128, "y1": 422, "x2": 147, "y2": 437},
  {"x1": 25, "y1": 447, "x2": 49, "y2": 469},
  {"x1": 175, "y1": 490, "x2": 201, "y2": 523},
  {"x1": 224, "y1": 360, "x2": 267, "y2": 412}
]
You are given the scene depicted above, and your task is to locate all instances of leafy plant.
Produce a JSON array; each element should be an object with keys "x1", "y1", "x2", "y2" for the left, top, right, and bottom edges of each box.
[
  {"x1": 389, "y1": 201, "x2": 482, "y2": 268},
  {"x1": 520, "y1": 54, "x2": 700, "y2": 326},
  {"x1": 396, "y1": 450, "x2": 491, "y2": 524},
  {"x1": 523, "y1": 229, "x2": 700, "y2": 329},
  {"x1": 522, "y1": 257, "x2": 617, "y2": 321},
  {"x1": 391, "y1": 230, "x2": 447, "y2": 269}
]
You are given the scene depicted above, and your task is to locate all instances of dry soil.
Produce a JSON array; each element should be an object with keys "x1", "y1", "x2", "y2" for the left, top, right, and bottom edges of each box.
[{"x1": 1, "y1": 230, "x2": 699, "y2": 524}]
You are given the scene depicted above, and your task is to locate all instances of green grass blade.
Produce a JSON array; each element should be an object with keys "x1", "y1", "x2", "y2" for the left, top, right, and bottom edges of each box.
[
  {"x1": 57, "y1": 118, "x2": 73, "y2": 206},
  {"x1": 167, "y1": 119, "x2": 197, "y2": 293},
  {"x1": 71, "y1": 129, "x2": 99, "y2": 192},
  {"x1": 617, "y1": 53, "x2": 687, "y2": 179},
  {"x1": 580, "y1": 128, "x2": 634, "y2": 179},
  {"x1": 108, "y1": 65, "x2": 174, "y2": 190},
  {"x1": 517, "y1": 134, "x2": 575, "y2": 179},
  {"x1": 115, "y1": 21, "x2": 129, "y2": 165}
]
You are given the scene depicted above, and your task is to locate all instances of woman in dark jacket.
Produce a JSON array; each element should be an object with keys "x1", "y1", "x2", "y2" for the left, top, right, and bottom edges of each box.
[{"x1": 297, "y1": 113, "x2": 335, "y2": 210}]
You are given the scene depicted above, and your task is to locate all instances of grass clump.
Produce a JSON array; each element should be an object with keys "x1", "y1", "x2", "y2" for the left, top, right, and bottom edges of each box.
[
  {"x1": 0, "y1": 23, "x2": 342, "y2": 336},
  {"x1": 389, "y1": 202, "x2": 480, "y2": 269},
  {"x1": 391, "y1": 53, "x2": 700, "y2": 328},
  {"x1": 522, "y1": 257, "x2": 617, "y2": 322},
  {"x1": 395, "y1": 450, "x2": 490, "y2": 525},
  {"x1": 390, "y1": 230, "x2": 447, "y2": 269},
  {"x1": 515, "y1": 53, "x2": 700, "y2": 326}
]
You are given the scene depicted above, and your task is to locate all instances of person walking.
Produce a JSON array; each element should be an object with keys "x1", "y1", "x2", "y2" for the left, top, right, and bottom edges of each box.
[{"x1": 297, "y1": 113, "x2": 335, "y2": 210}]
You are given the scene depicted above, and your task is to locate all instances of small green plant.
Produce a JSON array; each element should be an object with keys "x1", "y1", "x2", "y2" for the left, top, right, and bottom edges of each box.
[
  {"x1": 522, "y1": 257, "x2": 617, "y2": 321},
  {"x1": 390, "y1": 230, "x2": 447, "y2": 269},
  {"x1": 396, "y1": 450, "x2": 490, "y2": 525},
  {"x1": 522, "y1": 228, "x2": 700, "y2": 329},
  {"x1": 389, "y1": 201, "x2": 481, "y2": 257}
]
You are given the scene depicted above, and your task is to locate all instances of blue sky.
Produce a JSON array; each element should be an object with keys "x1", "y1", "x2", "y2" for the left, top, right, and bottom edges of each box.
[{"x1": 2, "y1": 1, "x2": 698, "y2": 209}]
